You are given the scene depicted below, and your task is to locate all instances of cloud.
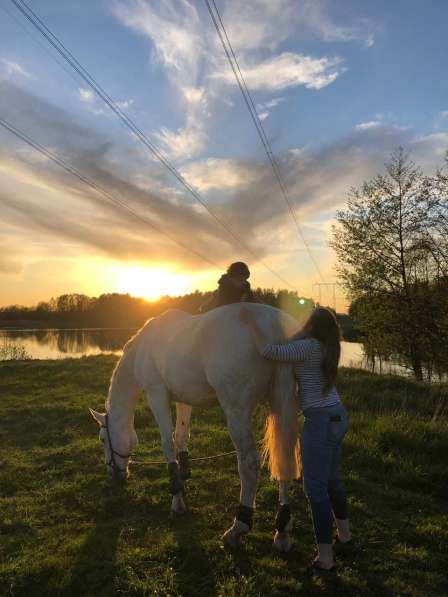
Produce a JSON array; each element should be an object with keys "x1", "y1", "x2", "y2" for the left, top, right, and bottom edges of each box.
[
  {"x1": 221, "y1": 0, "x2": 376, "y2": 50},
  {"x1": 155, "y1": 122, "x2": 207, "y2": 161},
  {"x1": 3, "y1": 79, "x2": 383, "y2": 280},
  {"x1": 182, "y1": 86, "x2": 206, "y2": 105},
  {"x1": 411, "y1": 132, "x2": 448, "y2": 162},
  {"x1": 195, "y1": 123, "x2": 448, "y2": 255},
  {"x1": 113, "y1": 0, "x2": 203, "y2": 80},
  {"x1": 0, "y1": 81, "x2": 104, "y2": 154},
  {"x1": 4, "y1": 80, "x2": 445, "y2": 258},
  {"x1": 154, "y1": 85, "x2": 209, "y2": 160},
  {"x1": 0, "y1": 81, "x2": 260, "y2": 270},
  {"x1": 2, "y1": 81, "x2": 447, "y2": 295},
  {"x1": 440, "y1": 111, "x2": 448, "y2": 119},
  {"x1": 256, "y1": 96, "x2": 284, "y2": 121},
  {"x1": 181, "y1": 158, "x2": 262, "y2": 192},
  {"x1": 0, "y1": 58, "x2": 32, "y2": 79},
  {"x1": 78, "y1": 88, "x2": 94, "y2": 102},
  {"x1": 356, "y1": 120, "x2": 382, "y2": 130},
  {"x1": 219, "y1": 0, "x2": 298, "y2": 52},
  {"x1": 297, "y1": 0, "x2": 376, "y2": 47},
  {"x1": 77, "y1": 86, "x2": 133, "y2": 115},
  {"x1": 112, "y1": 0, "x2": 353, "y2": 159},
  {"x1": 0, "y1": 162, "x2": 233, "y2": 270},
  {"x1": 213, "y1": 52, "x2": 344, "y2": 91},
  {"x1": 262, "y1": 97, "x2": 285, "y2": 110},
  {"x1": 112, "y1": 0, "x2": 209, "y2": 160},
  {"x1": 116, "y1": 99, "x2": 134, "y2": 110}
]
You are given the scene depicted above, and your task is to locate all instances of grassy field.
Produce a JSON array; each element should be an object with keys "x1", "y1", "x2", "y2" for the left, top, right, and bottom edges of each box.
[{"x1": 0, "y1": 356, "x2": 447, "y2": 596}]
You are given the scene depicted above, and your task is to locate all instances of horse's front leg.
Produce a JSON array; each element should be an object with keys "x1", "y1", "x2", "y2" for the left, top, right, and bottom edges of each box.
[
  {"x1": 220, "y1": 405, "x2": 259, "y2": 548},
  {"x1": 146, "y1": 385, "x2": 186, "y2": 514},
  {"x1": 273, "y1": 481, "x2": 293, "y2": 552},
  {"x1": 174, "y1": 402, "x2": 192, "y2": 481}
]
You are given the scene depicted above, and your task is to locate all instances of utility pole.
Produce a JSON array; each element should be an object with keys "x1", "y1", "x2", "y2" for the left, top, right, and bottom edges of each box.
[{"x1": 312, "y1": 282, "x2": 339, "y2": 312}]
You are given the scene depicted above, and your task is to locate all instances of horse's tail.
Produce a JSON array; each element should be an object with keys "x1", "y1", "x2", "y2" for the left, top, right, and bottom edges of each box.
[{"x1": 262, "y1": 361, "x2": 300, "y2": 481}]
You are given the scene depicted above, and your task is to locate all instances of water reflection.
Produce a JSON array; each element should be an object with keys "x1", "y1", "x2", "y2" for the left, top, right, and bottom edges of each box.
[
  {"x1": 0, "y1": 329, "x2": 415, "y2": 378},
  {"x1": 0, "y1": 328, "x2": 136, "y2": 360}
]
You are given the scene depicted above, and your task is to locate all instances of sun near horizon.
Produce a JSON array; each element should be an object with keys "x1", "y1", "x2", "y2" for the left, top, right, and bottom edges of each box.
[
  {"x1": 0, "y1": 256, "x2": 344, "y2": 311},
  {"x1": 111, "y1": 265, "x2": 193, "y2": 302}
]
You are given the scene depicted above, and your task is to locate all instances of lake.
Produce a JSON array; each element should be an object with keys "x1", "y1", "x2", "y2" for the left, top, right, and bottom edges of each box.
[
  {"x1": 0, "y1": 328, "x2": 420, "y2": 380},
  {"x1": 0, "y1": 328, "x2": 129, "y2": 360},
  {"x1": 0, "y1": 327, "x2": 385, "y2": 371}
]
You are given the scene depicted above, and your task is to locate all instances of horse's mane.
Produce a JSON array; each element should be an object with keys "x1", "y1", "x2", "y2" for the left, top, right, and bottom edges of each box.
[{"x1": 122, "y1": 317, "x2": 154, "y2": 353}]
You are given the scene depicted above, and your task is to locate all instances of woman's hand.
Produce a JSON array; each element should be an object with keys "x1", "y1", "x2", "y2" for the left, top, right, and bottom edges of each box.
[{"x1": 239, "y1": 305, "x2": 253, "y2": 324}]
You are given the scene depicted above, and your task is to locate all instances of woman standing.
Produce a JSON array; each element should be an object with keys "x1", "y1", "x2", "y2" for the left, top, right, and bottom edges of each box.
[{"x1": 239, "y1": 306, "x2": 353, "y2": 573}]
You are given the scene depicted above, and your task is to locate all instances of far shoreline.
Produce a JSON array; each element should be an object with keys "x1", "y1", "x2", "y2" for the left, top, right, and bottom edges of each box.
[
  {"x1": 0, "y1": 320, "x2": 360, "y2": 342},
  {"x1": 0, "y1": 322, "x2": 138, "y2": 331}
]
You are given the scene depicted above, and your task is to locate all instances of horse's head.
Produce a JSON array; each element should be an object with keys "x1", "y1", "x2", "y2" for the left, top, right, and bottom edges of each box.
[{"x1": 89, "y1": 408, "x2": 138, "y2": 480}]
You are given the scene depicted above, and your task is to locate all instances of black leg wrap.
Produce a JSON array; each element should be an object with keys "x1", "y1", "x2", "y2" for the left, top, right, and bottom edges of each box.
[
  {"x1": 236, "y1": 504, "x2": 254, "y2": 530},
  {"x1": 178, "y1": 451, "x2": 191, "y2": 480},
  {"x1": 168, "y1": 462, "x2": 184, "y2": 495},
  {"x1": 275, "y1": 503, "x2": 291, "y2": 532}
]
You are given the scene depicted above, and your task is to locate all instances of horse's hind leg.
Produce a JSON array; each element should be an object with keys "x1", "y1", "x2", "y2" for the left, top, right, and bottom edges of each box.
[
  {"x1": 174, "y1": 403, "x2": 192, "y2": 480},
  {"x1": 146, "y1": 385, "x2": 186, "y2": 514},
  {"x1": 273, "y1": 481, "x2": 293, "y2": 552},
  {"x1": 218, "y1": 398, "x2": 260, "y2": 548}
]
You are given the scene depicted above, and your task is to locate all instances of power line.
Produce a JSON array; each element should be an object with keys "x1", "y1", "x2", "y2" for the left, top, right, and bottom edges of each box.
[
  {"x1": 0, "y1": 3, "x2": 83, "y2": 90},
  {"x1": 206, "y1": 0, "x2": 324, "y2": 281},
  {"x1": 0, "y1": 117, "x2": 221, "y2": 268},
  {"x1": 204, "y1": 0, "x2": 325, "y2": 283},
  {"x1": 9, "y1": 0, "x2": 297, "y2": 291}
]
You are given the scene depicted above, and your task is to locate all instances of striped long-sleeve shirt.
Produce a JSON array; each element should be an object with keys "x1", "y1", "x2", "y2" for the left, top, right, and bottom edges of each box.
[{"x1": 262, "y1": 337, "x2": 340, "y2": 411}]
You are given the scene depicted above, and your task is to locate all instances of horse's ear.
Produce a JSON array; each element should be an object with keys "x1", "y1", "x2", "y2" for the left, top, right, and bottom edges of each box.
[{"x1": 89, "y1": 408, "x2": 106, "y2": 426}]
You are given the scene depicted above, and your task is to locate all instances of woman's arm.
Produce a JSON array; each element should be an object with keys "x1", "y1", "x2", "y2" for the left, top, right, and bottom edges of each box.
[{"x1": 261, "y1": 340, "x2": 313, "y2": 362}]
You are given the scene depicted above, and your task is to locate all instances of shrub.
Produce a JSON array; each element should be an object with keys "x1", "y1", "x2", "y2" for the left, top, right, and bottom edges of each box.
[{"x1": 0, "y1": 340, "x2": 31, "y2": 361}]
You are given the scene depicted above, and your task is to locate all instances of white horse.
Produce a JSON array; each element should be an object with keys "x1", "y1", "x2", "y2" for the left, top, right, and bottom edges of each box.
[{"x1": 90, "y1": 303, "x2": 301, "y2": 550}]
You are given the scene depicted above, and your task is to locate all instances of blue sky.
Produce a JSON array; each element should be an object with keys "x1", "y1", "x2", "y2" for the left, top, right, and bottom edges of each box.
[{"x1": 1, "y1": 0, "x2": 448, "y2": 308}]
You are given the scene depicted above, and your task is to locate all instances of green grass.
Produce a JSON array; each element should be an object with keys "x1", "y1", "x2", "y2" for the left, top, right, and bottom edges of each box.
[{"x1": 1, "y1": 356, "x2": 447, "y2": 596}]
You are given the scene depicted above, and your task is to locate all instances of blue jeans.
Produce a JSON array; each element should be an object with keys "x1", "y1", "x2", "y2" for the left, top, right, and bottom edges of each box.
[{"x1": 300, "y1": 402, "x2": 349, "y2": 544}]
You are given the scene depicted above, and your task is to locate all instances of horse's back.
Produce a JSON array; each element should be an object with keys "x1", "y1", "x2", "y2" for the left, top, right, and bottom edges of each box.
[
  {"x1": 132, "y1": 304, "x2": 298, "y2": 406},
  {"x1": 198, "y1": 303, "x2": 298, "y2": 383}
]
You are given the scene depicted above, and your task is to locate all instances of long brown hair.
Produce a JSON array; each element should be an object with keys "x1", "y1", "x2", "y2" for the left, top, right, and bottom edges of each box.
[{"x1": 304, "y1": 307, "x2": 341, "y2": 394}]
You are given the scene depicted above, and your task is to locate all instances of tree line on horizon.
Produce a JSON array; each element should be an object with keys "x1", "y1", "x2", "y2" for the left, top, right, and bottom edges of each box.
[{"x1": 2, "y1": 288, "x2": 346, "y2": 331}]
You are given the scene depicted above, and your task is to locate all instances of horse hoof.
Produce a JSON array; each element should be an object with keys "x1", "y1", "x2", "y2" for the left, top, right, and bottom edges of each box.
[
  {"x1": 222, "y1": 529, "x2": 244, "y2": 548},
  {"x1": 171, "y1": 494, "x2": 187, "y2": 514},
  {"x1": 221, "y1": 519, "x2": 250, "y2": 548},
  {"x1": 273, "y1": 531, "x2": 292, "y2": 552}
]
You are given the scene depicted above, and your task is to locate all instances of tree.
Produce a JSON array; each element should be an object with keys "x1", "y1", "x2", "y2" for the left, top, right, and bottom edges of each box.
[{"x1": 331, "y1": 148, "x2": 448, "y2": 380}]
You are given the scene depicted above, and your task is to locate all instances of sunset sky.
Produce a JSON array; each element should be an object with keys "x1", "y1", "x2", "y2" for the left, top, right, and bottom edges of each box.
[{"x1": 1, "y1": 0, "x2": 448, "y2": 310}]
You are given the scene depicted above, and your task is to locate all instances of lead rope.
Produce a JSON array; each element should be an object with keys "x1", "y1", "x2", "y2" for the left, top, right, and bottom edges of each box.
[
  {"x1": 129, "y1": 449, "x2": 237, "y2": 467},
  {"x1": 101, "y1": 414, "x2": 238, "y2": 468}
]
